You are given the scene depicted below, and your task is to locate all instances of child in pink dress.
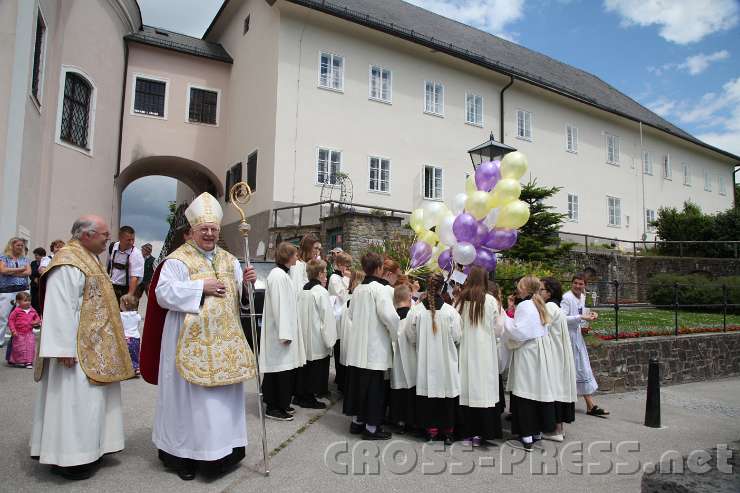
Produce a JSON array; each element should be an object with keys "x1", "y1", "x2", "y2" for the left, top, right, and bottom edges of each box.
[{"x1": 8, "y1": 292, "x2": 40, "y2": 368}]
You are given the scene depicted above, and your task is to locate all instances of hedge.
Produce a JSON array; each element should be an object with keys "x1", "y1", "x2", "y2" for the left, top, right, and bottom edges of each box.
[{"x1": 646, "y1": 273, "x2": 740, "y2": 313}]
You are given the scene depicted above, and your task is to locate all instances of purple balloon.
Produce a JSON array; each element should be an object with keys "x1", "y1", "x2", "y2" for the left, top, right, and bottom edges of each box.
[
  {"x1": 473, "y1": 247, "x2": 497, "y2": 272},
  {"x1": 475, "y1": 160, "x2": 502, "y2": 192},
  {"x1": 453, "y1": 213, "x2": 478, "y2": 243},
  {"x1": 470, "y1": 222, "x2": 489, "y2": 248},
  {"x1": 483, "y1": 228, "x2": 518, "y2": 251},
  {"x1": 437, "y1": 248, "x2": 453, "y2": 272},
  {"x1": 409, "y1": 241, "x2": 432, "y2": 268}
]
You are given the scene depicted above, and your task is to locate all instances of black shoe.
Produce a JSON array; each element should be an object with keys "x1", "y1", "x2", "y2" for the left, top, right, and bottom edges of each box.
[
  {"x1": 51, "y1": 464, "x2": 93, "y2": 480},
  {"x1": 394, "y1": 423, "x2": 407, "y2": 435},
  {"x1": 286, "y1": 407, "x2": 296, "y2": 414},
  {"x1": 362, "y1": 428, "x2": 392, "y2": 440},
  {"x1": 444, "y1": 434, "x2": 454, "y2": 446},
  {"x1": 176, "y1": 465, "x2": 196, "y2": 481},
  {"x1": 296, "y1": 398, "x2": 326, "y2": 409},
  {"x1": 266, "y1": 409, "x2": 294, "y2": 421},
  {"x1": 350, "y1": 422, "x2": 364, "y2": 434},
  {"x1": 426, "y1": 432, "x2": 442, "y2": 443}
]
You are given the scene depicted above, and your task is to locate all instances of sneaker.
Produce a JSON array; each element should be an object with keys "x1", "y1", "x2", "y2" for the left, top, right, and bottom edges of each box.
[
  {"x1": 286, "y1": 407, "x2": 296, "y2": 415},
  {"x1": 362, "y1": 428, "x2": 392, "y2": 440},
  {"x1": 296, "y1": 398, "x2": 326, "y2": 410},
  {"x1": 265, "y1": 409, "x2": 294, "y2": 421},
  {"x1": 25, "y1": 364, "x2": 33, "y2": 369},
  {"x1": 350, "y1": 422, "x2": 364, "y2": 434},
  {"x1": 543, "y1": 433, "x2": 564, "y2": 442},
  {"x1": 508, "y1": 439, "x2": 533, "y2": 452}
]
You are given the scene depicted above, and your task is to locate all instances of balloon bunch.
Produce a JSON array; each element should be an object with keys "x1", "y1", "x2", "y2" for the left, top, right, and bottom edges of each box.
[{"x1": 408, "y1": 151, "x2": 530, "y2": 274}]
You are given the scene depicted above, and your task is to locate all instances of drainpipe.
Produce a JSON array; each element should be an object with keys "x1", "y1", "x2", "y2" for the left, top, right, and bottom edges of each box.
[{"x1": 499, "y1": 76, "x2": 514, "y2": 143}]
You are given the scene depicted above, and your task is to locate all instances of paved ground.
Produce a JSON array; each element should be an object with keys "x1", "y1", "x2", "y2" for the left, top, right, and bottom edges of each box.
[{"x1": 1, "y1": 357, "x2": 738, "y2": 493}]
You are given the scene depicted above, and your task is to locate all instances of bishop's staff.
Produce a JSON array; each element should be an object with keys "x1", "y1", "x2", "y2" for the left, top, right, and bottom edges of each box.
[{"x1": 230, "y1": 181, "x2": 270, "y2": 476}]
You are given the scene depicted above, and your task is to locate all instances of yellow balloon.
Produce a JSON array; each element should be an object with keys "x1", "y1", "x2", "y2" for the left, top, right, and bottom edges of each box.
[
  {"x1": 489, "y1": 178, "x2": 521, "y2": 207},
  {"x1": 419, "y1": 230, "x2": 439, "y2": 246},
  {"x1": 497, "y1": 200, "x2": 530, "y2": 229},
  {"x1": 465, "y1": 190, "x2": 491, "y2": 220},
  {"x1": 501, "y1": 151, "x2": 528, "y2": 180},
  {"x1": 465, "y1": 174, "x2": 477, "y2": 195},
  {"x1": 410, "y1": 208, "x2": 425, "y2": 234}
]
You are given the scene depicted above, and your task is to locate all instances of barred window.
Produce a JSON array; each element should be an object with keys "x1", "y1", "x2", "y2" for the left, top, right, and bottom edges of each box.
[
  {"x1": 31, "y1": 10, "x2": 47, "y2": 102},
  {"x1": 134, "y1": 78, "x2": 166, "y2": 117},
  {"x1": 60, "y1": 73, "x2": 92, "y2": 149},
  {"x1": 246, "y1": 151, "x2": 258, "y2": 193},
  {"x1": 188, "y1": 87, "x2": 218, "y2": 125},
  {"x1": 225, "y1": 163, "x2": 242, "y2": 202}
]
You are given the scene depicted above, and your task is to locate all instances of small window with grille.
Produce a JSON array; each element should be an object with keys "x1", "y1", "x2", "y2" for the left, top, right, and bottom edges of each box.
[
  {"x1": 188, "y1": 86, "x2": 218, "y2": 125},
  {"x1": 60, "y1": 72, "x2": 92, "y2": 149},
  {"x1": 133, "y1": 77, "x2": 166, "y2": 117}
]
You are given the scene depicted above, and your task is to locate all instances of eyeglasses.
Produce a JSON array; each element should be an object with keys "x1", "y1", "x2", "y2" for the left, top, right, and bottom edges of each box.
[{"x1": 196, "y1": 227, "x2": 220, "y2": 235}]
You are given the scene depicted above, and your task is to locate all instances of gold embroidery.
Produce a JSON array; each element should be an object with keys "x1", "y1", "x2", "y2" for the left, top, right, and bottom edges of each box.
[
  {"x1": 167, "y1": 242, "x2": 256, "y2": 387},
  {"x1": 34, "y1": 241, "x2": 135, "y2": 384}
]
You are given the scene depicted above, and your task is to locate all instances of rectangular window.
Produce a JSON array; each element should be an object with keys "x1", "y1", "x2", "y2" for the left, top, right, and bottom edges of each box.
[
  {"x1": 133, "y1": 77, "x2": 166, "y2": 117},
  {"x1": 704, "y1": 170, "x2": 712, "y2": 191},
  {"x1": 319, "y1": 52, "x2": 344, "y2": 91},
  {"x1": 646, "y1": 209, "x2": 656, "y2": 232},
  {"x1": 60, "y1": 72, "x2": 92, "y2": 149},
  {"x1": 719, "y1": 176, "x2": 727, "y2": 196},
  {"x1": 566, "y1": 125, "x2": 578, "y2": 153},
  {"x1": 369, "y1": 157, "x2": 391, "y2": 193},
  {"x1": 607, "y1": 196, "x2": 621, "y2": 227},
  {"x1": 662, "y1": 154, "x2": 672, "y2": 179},
  {"x1": 642, "y1": 151, "x2": 653, "y2": 175},
  {"x1": 424, "y1": 81, "x2": 444, "y2": 115},
  {"x1": 317, "y1": 147, "x2": 341, "y2": 185},
  {"x1": 188, "y1": 87, "x2": 218, "y2": 125},
  {"x1": 423, "y1": 165, "x2": 443, "y2": 200},
  {"x1": 369, "y1": 65, "x2": 391, "y2": 102},
  {"x1": 567, "y1": 193, "x2": 579, "y2": 222},
  {"x1": 246, "y1": 150, "x2": 257, "y2": 193},
  {"x1": 465, "y1": 93, "x2": 483, "y2": 126},
  {"x1": 683, "y1": 163, "x2": 691, "y2": 186},
  {"x1": 225, "y1": 163, "x2": 242, "y2": 202},
  {"x1": 31, "y1": 9, "x2": 47, "y2": 103},
  {"x1": 516, "y1": 110, "x2": 532, "y2": 140},
  {"x1": 606, "y1": 134, "x2": 620, "y2": 164}
]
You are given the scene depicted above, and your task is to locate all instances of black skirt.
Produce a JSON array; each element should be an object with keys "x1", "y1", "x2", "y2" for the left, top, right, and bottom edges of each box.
[
  {"x1": 415, "y1": 395, "x2": 458, "y2": 430},
  {"x1": 457, "y1": 405, "x2": 503, "y2": 440},
  {"x1": 496, "y1": 374, "x2": 506, "y2": 413},
  {"x1": 389, "y1": 387, "x2": 416, "y2": 426},
  {"x1": 261, "y1": 368, "x2": 296, "y2": 411},
  {"x1": 294, "y1": 357, "x2": 330, "y2": 396},
  {"x1": 342, "y1": 366, "x2": 387, "y2": 426},
  {"x1": 555, "y1": 401, "x2": 576, "y2": 424},
  {"x1": 333, "y1": 340, "x2": 345, "y2": 393},
  {"x1": 509, "y1": 394, "x2": 557, "y2": 437}
]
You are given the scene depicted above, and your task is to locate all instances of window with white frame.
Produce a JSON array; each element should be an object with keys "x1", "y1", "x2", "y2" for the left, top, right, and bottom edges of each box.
[
  {"x1": 642, "y1": 151, "x2": 653, "y2": 175},
  {"x1": 58, "y1": 70, "x2": 93, "y2": 150},
  {"x1": 719, "y1": 176, "x2": 727, "y2": 195},
  {"x1": 516, "y1": 110, "x2": 532, "y2": 140},
  {"x1": 188, "y1": 86, "x2": 218, "y2": 125},
  {"x1": 369, "y1": 157, "x2": 390, "y2": 193},
  {"x1": 133, "y1": 77, "x2": 166, "y2": 117},
  {"x1": 566, "y1": 125, "x2": 578, "y2": 153},
  {"x1": 317, "y1": 147, "x2": 341, "y2": 185},
  {"x1": 646, "y1": 209, "x2": 656, "y2": 232},
  {"x1": 30, "y1": 8, "x2": 47, "y2": 104},
  {"x1": 607, "y1": 196, "x2": 621, "y2": 227},
  {"x1": 465, "y1": 93, "x2": 483, "y2": 126},
  {"x1": 704, "y1": 169, "x2": 712, "y2": 191},
  {"x1": 683, "y1": 163, "x2": 691, "y2": 186},
  {"x1": 319, "y1": 52, "x2": 344, "y2": 91},
  {"x1": 606, "y1": 133, "x2": 620, "y2": 164},
  {"x1": 662, "y1": 154, "x2": 672, "y2": 179},
  {"x1": 567, "y1": 193, "x2": 579, "y2": 222},
  {"x1": 423, "y1": 165, "x2": 443, "y2": 200},
  {"x1": 424, "y1": 81, "x2": 444, "y2": 115},
  {"x1": 369, "y1": 65, "x2": 391, "y2": 102}
]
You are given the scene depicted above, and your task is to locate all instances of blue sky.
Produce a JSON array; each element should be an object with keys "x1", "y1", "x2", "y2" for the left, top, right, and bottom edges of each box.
[{"x1": 128, "y1": 0, "x2": 739, "y2": 251}]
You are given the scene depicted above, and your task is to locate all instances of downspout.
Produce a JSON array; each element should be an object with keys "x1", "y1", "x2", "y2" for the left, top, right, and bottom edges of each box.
[
  {"x1": 499, "y1": 76, "x2": 514, "y2": 143},
  {"x1": 640, "y1": 122, "x2": 646, "y2": 240}
]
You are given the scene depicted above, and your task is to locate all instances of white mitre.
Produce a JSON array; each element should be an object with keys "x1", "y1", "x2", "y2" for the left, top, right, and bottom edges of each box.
[{"x1": 184, "y1": 192, "x2": 223, "y2": 227}]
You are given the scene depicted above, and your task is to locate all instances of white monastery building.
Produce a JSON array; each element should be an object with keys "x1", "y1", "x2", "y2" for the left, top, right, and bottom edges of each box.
[{"x1": 1, "y1": 0, "x2": 737, "y2": 254}]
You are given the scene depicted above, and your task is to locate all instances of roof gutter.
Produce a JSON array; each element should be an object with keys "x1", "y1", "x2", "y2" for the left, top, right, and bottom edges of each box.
[{"x1": 499, "y1": 76, "x2": 514, "y2": 144}]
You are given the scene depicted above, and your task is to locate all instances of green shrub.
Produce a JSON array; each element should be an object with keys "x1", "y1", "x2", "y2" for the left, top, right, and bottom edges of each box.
[
  {"x1": 494, "y1": 260, "x2": 574, "y2": 300},
  {"x1": 647, "y1": 273, "x2": 740, "y2": 313}
]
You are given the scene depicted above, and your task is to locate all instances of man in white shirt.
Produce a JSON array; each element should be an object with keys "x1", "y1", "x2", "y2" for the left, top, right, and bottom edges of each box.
[{"x1": 107, "y1": 226, "x2": 144, "y2": 302}]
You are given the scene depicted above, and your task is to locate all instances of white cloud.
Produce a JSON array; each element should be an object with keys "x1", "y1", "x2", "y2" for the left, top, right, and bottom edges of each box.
[
  {"x1": 604, "y1": 0, "x2": 739, "y2": 44},
  {"x1": 678, "y1": 50, "x2": 730, "y2": 75},
  {"x1": 647, "y1": 98, "x2": 676, "y2": 116},
  {"x1": 405, "y1": 0, "x2": 525, "y2": 38}
]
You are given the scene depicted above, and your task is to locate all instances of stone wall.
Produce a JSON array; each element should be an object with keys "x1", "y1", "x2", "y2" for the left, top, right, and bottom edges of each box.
[{"x1": 589, "y1": 332, "x2": 740, "y2": 392}]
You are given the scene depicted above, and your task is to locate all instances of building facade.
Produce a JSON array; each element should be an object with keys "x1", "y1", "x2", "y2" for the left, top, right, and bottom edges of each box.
[{"x1": 1, "y1": 0, "x2": 736, "y2": 255}]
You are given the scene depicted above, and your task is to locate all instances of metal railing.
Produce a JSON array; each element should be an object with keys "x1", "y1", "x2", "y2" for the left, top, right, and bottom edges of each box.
[
  {"x1": 271, "y1": 200, "x2": 411, "y2": 229},
  {"x1": 558, "y1": 231, "x2": 740, "y2": 258}
]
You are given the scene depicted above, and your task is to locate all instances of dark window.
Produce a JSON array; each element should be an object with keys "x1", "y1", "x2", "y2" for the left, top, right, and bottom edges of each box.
[
  {"x1": 60, "y1": 73, "x2": 92, "y2": 149},
  {"x1": 188, "y1": 87, "x2": 218, "y2": 124},
  {"x1": 31, "y1": 12, "x2": 46, "y2": 102},
  {"x1": 246, "y1": 151, "x2": 257, "y2": 193},
  {"x1": 225, "y1": 162, "x2": 242, "y2": 202},
  {"x1": 243, "y1": 15, "x2": 251, "y2": 35},
  {"x1": 134, "y1": 78, "x2": 166, "y2": 117}
]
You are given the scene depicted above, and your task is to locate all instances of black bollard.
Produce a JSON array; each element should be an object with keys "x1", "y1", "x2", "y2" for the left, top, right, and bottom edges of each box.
[{"x1": 644, "y1": 357, "x2": 661, "y2": 428}]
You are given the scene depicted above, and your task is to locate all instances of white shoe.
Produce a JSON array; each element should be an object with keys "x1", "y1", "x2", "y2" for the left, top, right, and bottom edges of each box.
[{"x1": 543, "y1": 433, "x2": 564, "y2": 442}]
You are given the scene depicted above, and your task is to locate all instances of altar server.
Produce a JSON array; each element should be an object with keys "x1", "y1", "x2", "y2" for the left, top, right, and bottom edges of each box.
[
  {"x1": 290, "y1": 234, "x2": 320, "y2": 293},
  {"x1": 388, "y1": 283, "x2": 418, "y2": 433},
  {"x1": 328, "y1": 252, "x2": 351, "y2": 392}
]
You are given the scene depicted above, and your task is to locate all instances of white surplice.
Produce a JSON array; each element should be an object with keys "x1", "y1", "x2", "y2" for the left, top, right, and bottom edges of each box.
[
  {"x1": 30, "y1": 265, "x2": 125, "y2": 467},
  {"x1": 152, "y1": 256, "x2": 247, "y2": 461},
  {"x1": 289, "y1": 260, "x2": 308, "y2": 294},
  {"x1": 260, "y1": 266, "x2": 306, "y2": 373},
  {"x1": 458, "y1": 294, "x2": 501, "y2": 408},
  {"x1": 390, "y1": 306, "x2": 418, "y2": 390},
  {"x1": 298, "y1": 284, "x2": 337, "y2": 361}
]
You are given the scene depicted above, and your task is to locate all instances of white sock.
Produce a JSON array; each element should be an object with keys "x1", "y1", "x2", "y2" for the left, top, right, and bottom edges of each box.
[
  {"x1": 365, "y1": 424, "x2": 377, "y2": 434},
  {"x1": 522, "y1": 435, "x2": 533, "y2": 444},
  {"x1": 352, "y1": 416, "x2": 363, "y2": 425}
]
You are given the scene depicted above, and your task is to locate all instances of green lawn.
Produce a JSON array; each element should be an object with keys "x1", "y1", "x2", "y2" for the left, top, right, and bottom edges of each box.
[{"x1": 591, "y1": 307, "x2": 740, "y2": 336}]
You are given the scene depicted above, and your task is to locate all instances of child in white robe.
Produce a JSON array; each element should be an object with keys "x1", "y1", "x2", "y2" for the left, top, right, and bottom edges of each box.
[
  {"x1": 338, "y1": 270, "x2": 364, "y2": 381},
  {"x1": 389, "y1": 283, "x2": 418, "y2": 433},
  {"x1": 295, "y1": 259, "x2": 337, "y2": 408},
  {"x1": 261, "y1": 242, "x2": 306, "y2": 421},
  {"x1": 407, "y1": 274, "x2": 462, "y2": 445},
  {"x1": 290, "y1": 234, "x2": 320, "y2": 293},
  {"x1": 328, "y1": 252, "x2": 351, "y2": 393}
]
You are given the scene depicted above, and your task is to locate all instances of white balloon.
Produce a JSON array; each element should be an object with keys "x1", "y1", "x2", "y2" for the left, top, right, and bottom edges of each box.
[
  {"x1": 422, "y1": 201, "x2": 446, "y2": 230},
  {"x1": 451, "y1": 192, "x2": 468, "y2": 215},
  {"x1": 438, "y1": 214, "x2": 458, "y2": 247},
  {"x1": 452, "y1": 242, "x2": 477, "y2": 265},
  {"x1": 484, "y1": 208, "x2": 500, "y2": 228}
]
